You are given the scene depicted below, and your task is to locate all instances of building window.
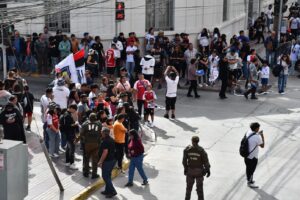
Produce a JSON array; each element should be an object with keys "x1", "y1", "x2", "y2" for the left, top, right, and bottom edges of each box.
[
  {"x1": 223, "y1": 0, "x2": 228, "y2": 21},
  {"x1": 146, "y1": 0, "x2": 174, "y2": 31},
  {"x1": 45, "y1": 0, "x2": 70, "y2": 33}
]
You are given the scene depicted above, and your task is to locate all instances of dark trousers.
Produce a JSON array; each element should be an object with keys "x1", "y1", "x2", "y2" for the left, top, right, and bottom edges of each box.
[
  {"x1": 43, "y1": 122, "x2": 49, "y2": 150},
  {"x1": 102, "y1": 159, "x2": 117, "y2": 194},
  {"x1": 137, "y1": 99, "x2": 144, "y2": 116},
  {"x1": 83, "y1": 143, "x2": 99, "y2": 175},
  {"x1": 185, "y1": 168, "x2": 204, "y2": 200},
  {"x1": 219, "y1": 78, "x2": 228, "y2": 97},
  {"x1": 244, "y1": 157, "x2": 258, "y2": 182},
  {"x1": 256, "y1": 31, "x2": 265, "y2": 43},
  {"x1": 115, "y1": 143, "x2": 125, "y2": 168},
  {"x1": 187, "y1": 80, "x2": 198, "y2": 96},
  {"x1": 66, "y1": 139, "x2": 75, "y2": 164},
  {"x1": 245, "y1": 84, "x2": 257, "y2": 98}
]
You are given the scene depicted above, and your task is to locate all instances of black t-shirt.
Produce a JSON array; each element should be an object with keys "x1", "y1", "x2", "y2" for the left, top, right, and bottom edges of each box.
[{"x1": 99, "y1": 136, "x2": 116, "y2": 161}]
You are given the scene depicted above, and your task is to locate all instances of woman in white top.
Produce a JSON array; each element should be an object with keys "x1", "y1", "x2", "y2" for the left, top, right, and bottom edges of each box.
[
  {"x1": 277, "y1": 54, "x2": 290, "y2": 94},
  {"x1": 198, "y1": 28, "x2": 210, "y2": 55}
]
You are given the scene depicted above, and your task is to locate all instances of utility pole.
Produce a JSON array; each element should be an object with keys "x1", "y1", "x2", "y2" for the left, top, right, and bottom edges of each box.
[
  {"x1": 277, "y1": 0, "x2": 283, "y2": 42},
  {"x1": 0, "y1": 12, "x2": 7, "y2": 79}
]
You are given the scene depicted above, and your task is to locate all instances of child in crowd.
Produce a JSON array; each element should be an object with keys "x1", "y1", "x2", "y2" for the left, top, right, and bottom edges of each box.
[
  {"x1": 260, "y1": 61, "x2": 270, "y2": 93},
  {"x1": 143, "y1": 85, "x2": 157, "y2": 127}
]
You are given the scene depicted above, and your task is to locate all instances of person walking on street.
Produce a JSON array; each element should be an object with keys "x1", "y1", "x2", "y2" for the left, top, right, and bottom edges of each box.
[
  {"x1": 278, "y1": 54, "x2": 290, "y2": 94},
  {"x1": 164, "y1": 66, "x2": 179, "y2": 119},
  {"x1": 244, "y1": 122, "x2": 265, "y2": 188},
  {"x1": 218, "y1": 55, "x2": 229, "y2": 99},
  {"x1": 125, "y1": 129, "x2": 148, "y2": 187},
  {"x1": 183, "y1": 136, "x2": 211, "y2": 200},
  {"x1": 244, "y1": 58, "x2": 259, "y2": 100},
  {"x1": 187, "y1": 58, "x2": 200, "y2": 98},
  {"x1": 79, "y1": 113, "x2": 102, "y2": 178},
  {"x1": 113, "y1": 114, "x2": 127, "y2": 173},
  {"x1": 98, "y1": 127, "x2": 117, "y2": 198}
]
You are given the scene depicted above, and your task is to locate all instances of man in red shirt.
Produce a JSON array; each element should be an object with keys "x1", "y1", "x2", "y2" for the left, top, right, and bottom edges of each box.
[
  {"x1": 106, "y1": 44, "x2": 116, "y2": 79},
  {"x1": 133, "y1": 73, "x2": 151, "y2": 117}
]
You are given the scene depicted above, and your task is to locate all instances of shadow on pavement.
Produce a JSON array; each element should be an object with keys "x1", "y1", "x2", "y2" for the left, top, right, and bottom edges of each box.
[
  {"x1": 252, "y1": 188, "x2": 279, "y2": 200},
  {"x1": 151, "y1": 126, "x2": 175, "y2": 140},
  {"x1": 169, "y1": 119, "x2": 198, "y2": 132}
]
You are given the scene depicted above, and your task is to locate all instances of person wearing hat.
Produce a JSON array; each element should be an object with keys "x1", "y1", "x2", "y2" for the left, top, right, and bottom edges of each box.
[
  {"x1": 0, "y1": 102, "x2": 26, "y2": 143},
  {"x1": 98, "y1": 127, "x2": 117, "y2": 198},
  {"x1": 79, "y1": 113, "x2": 102, "y2": 178},
  {"x1": 52, "y1": 78, "x2": 70, "y2": 109},
  {"x1": 183, "y1": 136, "x2": 211, "y2": 200},
  {"x1": 87, "y1": 49, "x2": 99, "y2": 78}
]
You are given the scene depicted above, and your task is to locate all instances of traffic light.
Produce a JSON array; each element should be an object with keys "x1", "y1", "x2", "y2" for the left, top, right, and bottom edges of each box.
[
  {"x1": 0, "y1": 24, "x2": 14, "y2": 46},
  {"x1": 274, "y1": 0, "x2": 289, "y2": 15},
  {"x1": 116, "y1": 1, "x2": 125, "y2": 21}
]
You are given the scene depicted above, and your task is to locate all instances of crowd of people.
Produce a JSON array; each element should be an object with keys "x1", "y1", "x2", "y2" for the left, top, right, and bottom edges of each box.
[{"x1": 1, "y1": 2, "x2": 300, "y2": 199}]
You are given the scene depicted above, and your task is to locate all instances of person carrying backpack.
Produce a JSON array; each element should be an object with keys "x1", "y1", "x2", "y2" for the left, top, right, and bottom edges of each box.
[{"x1": 240, "y1": 122, "x2": 265, "y2": 188}]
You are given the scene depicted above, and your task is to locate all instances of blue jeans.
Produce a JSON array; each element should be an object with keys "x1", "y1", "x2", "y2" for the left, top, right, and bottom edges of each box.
[
  {"x1": 24, "y1": 55, "x2": 36, "y2": 72},
  {"x1": 128, "y1": 154, "x2": 148, "y2": 183},
  {"x1": 278, "y1": 74, "x2": 288, "y2": 93},
  {"x1": 51, "y1": 57, "x2": 59, "y2": 70},
  {"x1": 266, "y1": 51, "x2": 275, "y2": 68},
  {"x1": 102, "y1": 159, "x2": 117, "y2": 194},
  {"x1": 7, "y1": 56, "x2": 16, "y2": 70},
  {"x1": 60, "y1": 132, "x2": 67, "y2": 148},
  {"x1": 242, "y1": 61, "x2": 249, "y2": 79},
  {"x1": 46, "y1": 128, "x2": 60, "y2": 155},
  {"x1": 126, "y1": 62, "x2": 135, "y2": 78}
]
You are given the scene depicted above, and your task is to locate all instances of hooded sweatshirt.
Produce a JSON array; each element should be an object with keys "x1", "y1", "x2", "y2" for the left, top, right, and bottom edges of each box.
[{"x1": 140, "y1": 55, "x2": 155, "y2": 75}]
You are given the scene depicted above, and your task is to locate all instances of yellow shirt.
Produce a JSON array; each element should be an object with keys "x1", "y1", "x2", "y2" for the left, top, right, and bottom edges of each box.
[{"x1": 113, "y1": 121, "x2": 126, "y2": 143}]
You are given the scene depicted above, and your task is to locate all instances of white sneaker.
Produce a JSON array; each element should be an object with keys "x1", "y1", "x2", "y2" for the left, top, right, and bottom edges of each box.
[
  {"x1": 149, "y1": 122, "x2": 154, "y2": 127},
  {"x1": 247, "y1": 182, "x2": 259, "y2": 188},
  {"x1": 69, "y1": 163, "x2": 78, "y2": 170},
  {"x1": 198, "y1": 84, "x2": 203, "y2": 87},
  {"x1": 203, "y1": 83, "x2": 208, "y2": 87},
  {"x1": 53, "y1": 153, "x2": 59, "y2": 158}
]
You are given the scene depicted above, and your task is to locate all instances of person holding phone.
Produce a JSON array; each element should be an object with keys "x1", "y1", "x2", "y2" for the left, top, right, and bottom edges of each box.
[{"x1": 244, "y1": 122, "x2": 265, "y2": 188}]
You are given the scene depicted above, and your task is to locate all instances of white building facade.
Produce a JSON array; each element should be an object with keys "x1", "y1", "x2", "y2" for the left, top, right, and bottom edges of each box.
[{"x1": 9, "y1": 0, "x2": 274, "y2": 47}]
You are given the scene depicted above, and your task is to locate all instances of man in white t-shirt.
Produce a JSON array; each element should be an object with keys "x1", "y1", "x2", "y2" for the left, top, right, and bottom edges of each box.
[
  {"x1": 290, "y1": 39, "x2": 300, "y2": 75},
  {"x1": 126, "y1": 41, "x2": 137, "y2": 80},
  {"x1": 244, "y1": 122, "x2": 265, "y2": 188},
  {"x1": 52, "y1": 79, "x2": 70, "y2": 109},
  {"x1": 289, "y1": 13, "x2": 299, "y2": 38},
  {"x1": 140, "y1": 51, "x2": 155, "y2": 82},
  {"x1": 163, "y1": 66, "x2": 179, "y2": 119},
  {"x1": 265, "y1": 4, "x2": 273, "y2": 31}
]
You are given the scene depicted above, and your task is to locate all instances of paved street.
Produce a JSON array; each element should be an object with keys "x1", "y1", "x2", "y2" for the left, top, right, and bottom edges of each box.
[{"x1": 84, "y1": 76, "x2": 300, "y2": 200}]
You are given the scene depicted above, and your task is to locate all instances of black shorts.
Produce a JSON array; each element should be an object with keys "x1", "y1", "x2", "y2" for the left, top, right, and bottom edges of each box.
[
  {"x1": 144, "y1": 108, "x2": 154, "y2": 115},
  {"x1": 229, "y1": 69, "x2": 238, "y2": 80},
  {"x1": 107, "y1": 67, "x2": 116, "y2": 75},
  {"x1": 144, "y1": 74, "x2": 153, "y2": 82},
  {"x1": 165, "y1": 97, "x2": 177, "y2": 110}
]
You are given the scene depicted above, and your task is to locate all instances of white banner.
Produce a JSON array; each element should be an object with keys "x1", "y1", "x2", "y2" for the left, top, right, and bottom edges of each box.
[{"x1": 55, "y1": 54, "x2": 78, "y2": 83}]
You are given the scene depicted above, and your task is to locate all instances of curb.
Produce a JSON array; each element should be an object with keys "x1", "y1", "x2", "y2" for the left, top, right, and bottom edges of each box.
[{"x1": 71, "y1": 161, "x2": 130, "y2": 200}]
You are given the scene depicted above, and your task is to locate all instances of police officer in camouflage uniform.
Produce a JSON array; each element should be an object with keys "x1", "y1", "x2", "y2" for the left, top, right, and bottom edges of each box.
[
  {"x1": 80, "y1": 113, "x2": 102, "y2": 179},
  {"x1": 182, "y1": 136, "x2": 211, "y2": 200}
]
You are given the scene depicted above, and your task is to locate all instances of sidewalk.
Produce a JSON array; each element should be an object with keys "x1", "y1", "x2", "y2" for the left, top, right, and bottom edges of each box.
[{"x1": 24, "y1": 104, "x2": 156, "y2": 200}]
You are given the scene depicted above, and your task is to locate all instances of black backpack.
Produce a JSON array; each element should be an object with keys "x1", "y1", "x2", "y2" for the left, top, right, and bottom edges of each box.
[
  {"x1": 239, "y1": 133, "x2": 256, "y2": 157},
  {"x1": 272, "y1": 64, "x2": 283, "y2": 77}
]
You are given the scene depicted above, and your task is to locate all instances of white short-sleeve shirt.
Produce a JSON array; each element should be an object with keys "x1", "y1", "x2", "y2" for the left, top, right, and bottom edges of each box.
[
  {"x1": 165, "y1": 76, "x2": 179, "y2": 97},
  {"x1": 246, "y1": 131, "x2": 263, "y2": 159}
]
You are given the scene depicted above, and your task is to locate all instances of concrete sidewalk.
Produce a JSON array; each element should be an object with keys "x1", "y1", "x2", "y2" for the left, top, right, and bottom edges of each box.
[{"x1": 24, "y1": 105, "x2": 155, "y2": 200}]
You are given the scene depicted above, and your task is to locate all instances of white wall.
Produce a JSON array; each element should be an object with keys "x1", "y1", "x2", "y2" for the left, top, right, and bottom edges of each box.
[{"x1": 11, "y1": 0, "x2": 252, "y2": 49}]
